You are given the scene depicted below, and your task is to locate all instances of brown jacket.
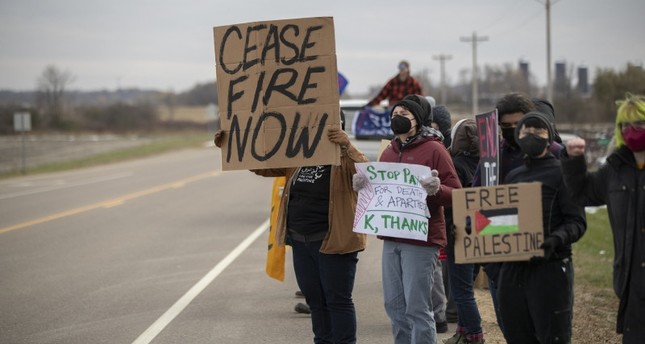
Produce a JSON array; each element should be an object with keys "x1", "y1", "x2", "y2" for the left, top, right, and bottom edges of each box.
[{"x1": 252, "y1": 144, "x2": 368, "y2": 254}]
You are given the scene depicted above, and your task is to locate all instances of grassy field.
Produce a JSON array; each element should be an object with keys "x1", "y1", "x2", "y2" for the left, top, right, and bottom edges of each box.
[
  {"x1": 570, "y1": 207, "x2": 620, "y2": 342},
  {"x1": 574, "y1": 207, "x2": 615, "y2": 291},
  {"x1": 0, "y1": 131, "x2": 211, "y2": 179}
]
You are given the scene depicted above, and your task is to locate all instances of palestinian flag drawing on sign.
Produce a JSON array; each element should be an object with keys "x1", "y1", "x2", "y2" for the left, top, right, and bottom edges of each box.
[{"x1": 474, "y1": 208, "x2": 519, "y2": 235}]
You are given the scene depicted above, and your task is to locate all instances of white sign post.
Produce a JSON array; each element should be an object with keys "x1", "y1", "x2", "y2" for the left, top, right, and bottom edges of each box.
[
  {"x1": 353, "y1": 162, "x2": 432, "y2": 241},
  {"x1": 13, "y1": 112, "x2": 31, "y2": 175}
]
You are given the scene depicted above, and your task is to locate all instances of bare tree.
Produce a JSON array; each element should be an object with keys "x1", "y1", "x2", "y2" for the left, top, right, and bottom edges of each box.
[{"x1": 36, "y1": 65, "x2": 75, "y2": 128}]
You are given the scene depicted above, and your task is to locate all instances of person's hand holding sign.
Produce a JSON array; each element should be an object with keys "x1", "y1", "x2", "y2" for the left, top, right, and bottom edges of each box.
[
  {"x1": 352, "y1": 173, "x2": 368, "y2": 192},
  {"x1": 539, "y1": 236, "x2": 562, "y2": 260},
  {"x1": 420, "y1": 169, "x2": 441, "y2": 196},
  {"x1": 327, "y1": 127, "x2": 350, "y2": 148},
  {"x1": 214, "y1": 130, "x2": 225, "y2": 148}
]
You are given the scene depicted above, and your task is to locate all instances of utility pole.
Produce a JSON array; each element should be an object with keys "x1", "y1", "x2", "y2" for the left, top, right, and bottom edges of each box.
[
  {"x1": 433, "y1": 54, "x2": 452, "y2": 104},
  {"x1": 461, "y1": 32, "x2": 488, "y2": 115},
  {"x1": 538, "y1": 0, "x2": 558, "y2": 101}
]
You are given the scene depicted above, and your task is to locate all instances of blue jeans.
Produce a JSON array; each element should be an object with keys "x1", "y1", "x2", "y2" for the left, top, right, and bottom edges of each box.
[
  {"x1": 446, "y1": 255, "x2": 482, "y2": 335},
  {"x1": 291, "y1": 239, "x2": 359, "y2": 344},
  {"x1": 431, "y1": 259, "x2": 447, "y2": 323},
  {"x1": 382, "y1": 240, "x2": 439, "y2": 344}
]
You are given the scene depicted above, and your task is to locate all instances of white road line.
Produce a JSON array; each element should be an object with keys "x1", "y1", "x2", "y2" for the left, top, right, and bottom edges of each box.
[{"x1": 131, "y1": 219, "x2": 270, "y2": 344}]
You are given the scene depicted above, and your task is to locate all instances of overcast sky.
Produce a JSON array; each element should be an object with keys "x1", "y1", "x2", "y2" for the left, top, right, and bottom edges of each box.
[{"x1": 1, "y1": 0, "x2": 643, "y2": 96}]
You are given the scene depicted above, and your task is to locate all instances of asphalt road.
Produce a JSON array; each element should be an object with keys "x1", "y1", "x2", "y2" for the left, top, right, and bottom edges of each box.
[{"x1": 1, "y1": 138, "x2": 460, "y2": 344}]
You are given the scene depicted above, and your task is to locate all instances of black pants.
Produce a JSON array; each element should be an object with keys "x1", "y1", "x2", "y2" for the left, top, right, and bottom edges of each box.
[
  {"x1": 291, "y1": 239, "x2": 359, "y2": 344},
  {"x1": 498, "y1": 259, "x2": 574, "y2": 344},
  {"x1": 621, "y1": 269, "x2": 645, "y2": 344}
]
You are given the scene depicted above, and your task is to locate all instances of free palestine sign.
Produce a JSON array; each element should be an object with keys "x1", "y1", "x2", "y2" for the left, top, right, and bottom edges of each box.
[{"x1": 452, "y1": 182, "x2": 544, "y2": 263}]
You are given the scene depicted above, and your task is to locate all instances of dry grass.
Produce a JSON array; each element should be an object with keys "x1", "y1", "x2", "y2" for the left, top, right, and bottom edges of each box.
[{"x1": 158, "y1": 105, "x2": 214, "y2": 123}]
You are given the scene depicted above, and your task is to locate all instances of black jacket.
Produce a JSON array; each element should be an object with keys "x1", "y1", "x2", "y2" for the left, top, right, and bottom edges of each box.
[
  {"x1": 561, "y1": 146, "x2": 645, "y2": 332},
  {"x1": 505, "y1": 154, "x2": 587, "y2": 259}
]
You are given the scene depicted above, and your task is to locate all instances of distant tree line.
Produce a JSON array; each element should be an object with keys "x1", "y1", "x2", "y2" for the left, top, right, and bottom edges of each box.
[
  {"x1": 0, "y1": 66, "x2": 218, "y2": 133},
  {"x1": 1, "y1": 63, "x2": 643, "y2": 133}
]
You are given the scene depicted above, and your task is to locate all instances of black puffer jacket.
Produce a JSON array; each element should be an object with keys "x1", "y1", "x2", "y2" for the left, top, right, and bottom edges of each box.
[
  {"x1": 561, "y1": 146, "x2": 645, "y2": 333},
  {"x1": 505, "y1": 154, "x2": 587, "y2": 259}
]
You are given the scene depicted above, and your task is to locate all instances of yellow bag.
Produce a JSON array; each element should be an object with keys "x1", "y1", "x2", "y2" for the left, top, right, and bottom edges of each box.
[{"x1": 265, "y1": 177, "x2": 286, "y2": 281}]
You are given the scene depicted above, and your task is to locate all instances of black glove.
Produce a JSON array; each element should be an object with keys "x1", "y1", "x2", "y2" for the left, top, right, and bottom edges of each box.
[
  {"x1": 529, "y1": 236, "x2": 562, "y2": 264},
  {"x1": 541, "y1": 236, "x2": 562, "y2": 260}
]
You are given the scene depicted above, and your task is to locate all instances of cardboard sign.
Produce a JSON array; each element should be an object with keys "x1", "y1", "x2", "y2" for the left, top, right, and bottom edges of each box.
[
  {"x1": 213, "y1": 17, "x2": 341, "y2": 170},
  {"x1": 452, "y1": 182, "x2": 544, "y2": 263},
  {"x1": 353, "y1": 162, "x2": 431, "y2": 241},
  {"x1": 476, "y1": 110, "x2": 499, "y2": 186}
]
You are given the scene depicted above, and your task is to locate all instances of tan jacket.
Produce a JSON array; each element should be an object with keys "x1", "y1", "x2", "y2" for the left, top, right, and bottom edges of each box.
[{"x1": 252, "y1": 144, "x2": 368, "y2": 254}]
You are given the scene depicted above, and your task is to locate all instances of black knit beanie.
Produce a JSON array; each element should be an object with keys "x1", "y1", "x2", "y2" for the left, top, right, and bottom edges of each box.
[
  {"x1": 531, "y1": 98, "x2": 562, "y2": 144},
  {"x1": 514, "y1": 111, "x2": 555, "y2": 144},
  {"x1": 391, "y1": 99, "x2": 424, "y2": 130},
  {"x1": 403, "y1": 94, "x2": 433, "y2": 124}
]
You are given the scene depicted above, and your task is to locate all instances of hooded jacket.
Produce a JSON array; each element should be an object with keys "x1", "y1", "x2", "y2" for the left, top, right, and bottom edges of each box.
[
  {"x1": 505, "y1": 113, "x2": 586, "y2": 258},
  {"x1": 532, "y1": 98, "x2": 563, "y2": 144},
  {"x1": 378, "y1": 126, "x2": 461, "y2": 247},
  {"x1": 444, "y1": 119, "x2": 480, "y2": 255},
  {"x1": 561, "y1": 145, "x2": 645, "y2": 333},
  {"x1": 449, "y1": 118, "x2": 480, "y2": 187},
  {"x1": 431, "y1": 105, "x2": 453, "y2": 148}
]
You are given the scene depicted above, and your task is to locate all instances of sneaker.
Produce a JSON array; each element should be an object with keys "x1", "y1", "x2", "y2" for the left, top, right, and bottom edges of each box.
[
  {"x1": 294, "y1": 302, "x2": 311, "y2": 314},
  {"x1": 436, "y1": 321, "x2": 448, "y2": 333},
  {"x1": 443, "y1": 333, "x2": 467, "y2": 344},
  {"x1": 295, "y1": 290, "x2": 305, "y2": 298}
]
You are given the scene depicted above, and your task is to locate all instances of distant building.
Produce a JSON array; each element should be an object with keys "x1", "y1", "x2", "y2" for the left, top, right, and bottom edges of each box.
[
  {"x1": 577, "y1": 66, "x2": 590, "y2": 95},
  {"x1": 519, "y1": 60, "x2": 530, "y2": 92},
  {"x1": 519, "y1": 60, "x2": 530, "y2": 81},
  {"x1": 555, "y1": 61, "x2": 568, "y2": 95}
]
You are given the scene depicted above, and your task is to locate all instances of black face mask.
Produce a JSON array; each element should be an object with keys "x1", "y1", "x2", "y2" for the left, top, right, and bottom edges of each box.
[
  {"x1": 517, "y1": 134, "x2": 549, "y2": 157},
  {"x1": 501, "y1": 127, "x2": 517, "y2": 146},
  {"x1": 391, "y1": 116, "x2": 412, "y2": 134}
]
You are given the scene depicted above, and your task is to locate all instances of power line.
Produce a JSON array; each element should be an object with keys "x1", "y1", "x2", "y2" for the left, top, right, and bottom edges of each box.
[{"x1": 475, "y1": 0, "x2": 527, "y2": 34}]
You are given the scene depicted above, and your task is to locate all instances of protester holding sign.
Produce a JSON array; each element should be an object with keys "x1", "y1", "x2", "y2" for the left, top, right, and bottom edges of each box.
[
  {"x1": 561, "y1": 93, "x2": 645, "y2": 344},
  {"x1": 355, "y1": 98, "x2": 459, "y2": 344},
  {"x1": 215, "y1": 112, "x2": 368, "y2": 344},
  {"x1": 406, "y1": 94, "x2": 451, "y2": 334},
  {"x1": 471, "y1": 92, "x2": 565, "y2": 335},
  {"x1": 497, "y1": 112, "x2": 586, "y2": 343}
]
